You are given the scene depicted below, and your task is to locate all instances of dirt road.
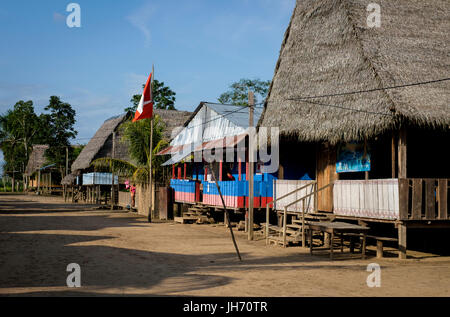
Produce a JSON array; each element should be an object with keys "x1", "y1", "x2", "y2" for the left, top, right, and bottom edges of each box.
[{"x1": 0, "y1": 194, "x2": 449, "y2": 296}]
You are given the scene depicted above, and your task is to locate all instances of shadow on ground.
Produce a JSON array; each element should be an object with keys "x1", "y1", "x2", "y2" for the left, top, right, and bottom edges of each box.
[{"x1": 0, "y1": 210, "x2": 374, "y2": 296}]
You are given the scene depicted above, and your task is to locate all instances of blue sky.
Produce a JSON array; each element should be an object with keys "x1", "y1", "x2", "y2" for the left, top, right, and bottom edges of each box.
[{"x1": 0, "y1": 0, "x2": 295, "y2": 173}]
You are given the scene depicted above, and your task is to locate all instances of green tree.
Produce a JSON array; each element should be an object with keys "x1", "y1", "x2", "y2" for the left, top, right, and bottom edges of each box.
[
  {"x1": 218, "y1": 78, "x2": 270, "y2": 106},
  {"x1": 43, "y1": 96, "x2": 78, "y2": 178},
  {"x1": 91, "y1": 114, "x2": 168, "y2": 184},
  {"x1": 125, "y1": 79, "x2": 177, "y2": 112},
  {"x1": 0, "y1": 100, "x2": 43, "y2": 183}
]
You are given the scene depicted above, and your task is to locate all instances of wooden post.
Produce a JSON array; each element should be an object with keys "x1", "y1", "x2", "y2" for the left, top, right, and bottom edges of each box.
[
  {"x1": 111, "y1": 131, "x2": 116, "y2": 210},
  {"x1": 398, "y1": 128, "x2": 407, "y2": 179},
  {"x1": 184, "y1": 163, "x2": 187, "y2": 180},
  {"x1": 391, "y1": 132, "x2": 396, "y2": 178},
  {"x1": 66, "y1": 146, "x2": 69, "y2": 178},
  {"x1": 314, "y1": 182, "x2": 318, "y2": 212},
  {"x1": 248, "y1": 90, "x2": 254, "y2": 241},
  {"x1": 398, "y1": 223, "x2": 407, "y2": 259},
  {"x1": 438, "y1": 179, "x2": 448, "y2": 220},
  {"x1": 266, "y1": 205, "x2": 270, "y2": 244},
  {"x1": 330, "y1": 231, "x2": 334, "y2": 260},
  {"x1": 376, "y1": 240, "x2": 384, "y2": 259},
  {"x1": 301, "y1": 198, "x2": 306, "y2": 247},
  {"x1": 219, "y1": 161, "x2": 223, "y2": 181},
  {"x1": 238, "y1": 159, "x2": 242, "y2": 181},
  {"x1": 172, "y1": 165, "x2": 175, "y2": 179},
  {"x1": 278, "y1": 163, "x2": 284, "y2": 180},
  {"x1": 148, "y1": 65, "x2": 154, "y2": 223},
  {"x1": 37, "y1": 169, "x2": 41, "y2": 194},
  {"x1": 364, "y1": 139, "x2": 369, "y2": 180},
  {"x1": 283, "y1": 206, "x2": 287, "y2": 247}
]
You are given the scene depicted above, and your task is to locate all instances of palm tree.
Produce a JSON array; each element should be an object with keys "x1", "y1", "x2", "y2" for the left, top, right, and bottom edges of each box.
[{"x1": 91, "y1": 115, "x2": 169, "y2": 184}]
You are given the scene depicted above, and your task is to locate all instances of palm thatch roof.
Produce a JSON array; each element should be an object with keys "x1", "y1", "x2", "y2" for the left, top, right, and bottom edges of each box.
[
  {"x1": 61, "y1": 173, "x2": 76, "y2": 185},
  {"x1": 25, "y1": 145, "x2": 49, "y2": 176},
  {"x1": 154, "y1": 109, "x2": 192, "y2": 140},
  {"x1": 71, "y1": 113, "x2": 131, "y2": 172},
  {"x1": 259, "y1": 0, "x2": 450, "y2": 144},
  {"x1": 70, "y1": 109, "x2": 191, "y2": 174}
]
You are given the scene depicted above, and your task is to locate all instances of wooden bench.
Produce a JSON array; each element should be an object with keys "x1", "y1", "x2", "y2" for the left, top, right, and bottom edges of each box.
[
  {"x1": 345, "y1": 233, "x2": 398, "y2": 258},
  {"x1": 367, "y1": 235, "x2": 399, "y2": 258}
]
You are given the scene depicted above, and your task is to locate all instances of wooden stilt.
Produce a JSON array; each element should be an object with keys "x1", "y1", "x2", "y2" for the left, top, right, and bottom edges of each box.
[{"x1": 398, "y1": 223, "x2": 407, "y2": 259}]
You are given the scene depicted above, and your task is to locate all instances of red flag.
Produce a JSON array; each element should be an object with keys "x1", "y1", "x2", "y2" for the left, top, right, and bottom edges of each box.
[{"x1": 133, "y1": 72, "x2": 153, "y2": 122}]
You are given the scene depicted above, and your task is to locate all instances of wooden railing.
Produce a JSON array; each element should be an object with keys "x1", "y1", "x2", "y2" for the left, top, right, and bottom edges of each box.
[
  {"x1": 265, "y1": 181, "x2": 335, "y2": 247},
  {"x1": 265, "y1": 181, "x2": 316, "y2": 245},
  {"x1": 399, "y1": 178, "x2": 449, "y2": 220}
]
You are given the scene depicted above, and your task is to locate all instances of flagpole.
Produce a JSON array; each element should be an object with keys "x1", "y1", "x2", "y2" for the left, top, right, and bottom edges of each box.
[{"x1": 148, "y1": 65, "x2": 154, "y2": 223}]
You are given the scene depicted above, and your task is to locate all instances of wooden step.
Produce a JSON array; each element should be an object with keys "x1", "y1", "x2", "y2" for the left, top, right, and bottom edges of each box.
[
  {"x1": 286, "y1": 229, "x2": 302, "y2": 236},
  {"x1": 267, "y1": 235, "x2": 299, "y2": 244},
  {"x1": 174, "y1": 216, "x2": 199, "y2": 224},
  {"x1": 287, "y1": 224, "x2": 303, "y2": 229}
]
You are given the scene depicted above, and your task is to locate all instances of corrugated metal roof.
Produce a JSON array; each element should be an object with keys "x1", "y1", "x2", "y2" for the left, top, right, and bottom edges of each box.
[
  {"x1": 168, "y1": 103, "x2": 261, "y2": 148},
  {"x1": 204, "y1": 103, "x2": 262, "y2": 129}
]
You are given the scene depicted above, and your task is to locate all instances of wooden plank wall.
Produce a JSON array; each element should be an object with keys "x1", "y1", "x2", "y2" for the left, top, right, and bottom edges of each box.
[
  {"x1": 333, "y1": 179, "x2": 400, "y2": 220},
  {"x1": 316, "y1": 144, "x2": 337, "y2": 212},
  {"x1": 398, "y1": 179, "x2": 449, "y2": 220}
]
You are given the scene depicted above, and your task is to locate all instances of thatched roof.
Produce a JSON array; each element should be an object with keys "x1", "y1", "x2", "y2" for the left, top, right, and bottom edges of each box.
[
  {"x1": 259, "y1": 0, "x2": 450, "y2": 144},
  {"x1": 25, "y1": 145, "x2": 49, "y2": 176},
  {"x1": 71, "y1": 113, "x2": 131, "y2": 172},
  {"x1": 70, "y1": 109, "x2": 191, "y2": 173},
  {"x1": 61, "y1": 173, "x2": 76, "y2": 185},
  {"x1": 154, "y1": 109, "x2": 192, "y2": 140}
]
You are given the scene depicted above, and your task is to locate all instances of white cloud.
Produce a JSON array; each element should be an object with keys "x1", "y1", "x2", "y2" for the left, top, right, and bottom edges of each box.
[{"x1": 126, "y1": 1, "x2": 157, "y2": 47}]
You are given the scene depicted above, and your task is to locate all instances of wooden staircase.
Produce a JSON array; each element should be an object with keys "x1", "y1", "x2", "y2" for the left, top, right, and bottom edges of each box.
[
  {"x1": 264, "y1": 214, "x2": 328, "y2": 247},
  {"x1": 174, "y1": 204, "x2": 215, "y2": 224},
  {"x1": 264, "y1": 181, "x2": 334, "y2": 248}
]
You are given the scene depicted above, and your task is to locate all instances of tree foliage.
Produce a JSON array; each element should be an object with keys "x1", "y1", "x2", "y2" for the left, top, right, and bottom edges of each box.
[
  {"x1": 218, "y1": 78, "x2": 270, "y2": 106},
  {"x1": 43, "y1": 96, "x2": 78, "y2": 177},
  {"x1": 125, "y1": 79, "x2": 177, "y2": 112},
  {"x1": 0, "y1": 96, "x2": 78, "y2": 181},
  {"x1": 91, "y1": 114, "x2": 169, "y2": 184},
  {"x1": 0, "y1": 100, "x2": 43, "y2": 177}
]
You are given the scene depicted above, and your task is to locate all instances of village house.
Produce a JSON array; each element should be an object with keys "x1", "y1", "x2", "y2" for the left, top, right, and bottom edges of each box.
[
  {"x1": 62, "y1": 109, "x2": 191, "y2": 215},
  {"x1": 257, "y1": 0, "x2": 449, "y2": 258}
]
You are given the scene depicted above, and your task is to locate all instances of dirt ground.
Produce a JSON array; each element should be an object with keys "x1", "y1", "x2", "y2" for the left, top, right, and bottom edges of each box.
[{"x1": 0, "y1": 193, "x2": 449, "y2": 297}]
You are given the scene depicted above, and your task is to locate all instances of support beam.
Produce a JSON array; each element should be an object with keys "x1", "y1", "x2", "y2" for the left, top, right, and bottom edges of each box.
[
  {"x1": 398, "y1": 223, "x2": 407, "y2": 259},
  {"x1": 398, "y1": 128, "x2": 407, "y2": 179},
  {"x1": 391, "y1": 132, "x2": 396, "y2": 178},
  {"x1": 238, "y1": 159, "x2": 242, "y2": 181},
  {"x1": 248, "y1": 91, "x2": 254, "y2": 241}
]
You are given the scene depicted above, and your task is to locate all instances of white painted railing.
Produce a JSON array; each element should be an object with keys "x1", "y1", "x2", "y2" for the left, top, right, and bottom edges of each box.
[
  {"x1": 333, "y1": 179, "x2": 400, "y2": 220},
  {"x1": 273, "y1": 180, "x2": 316, "y2": 212}
]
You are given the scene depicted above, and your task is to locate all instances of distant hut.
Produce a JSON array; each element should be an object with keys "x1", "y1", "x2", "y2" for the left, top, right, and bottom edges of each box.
[
  {"x1": 259, "y1": 0, "x2": 449, "y2": 256},
  {"x1": 24, "y1": 144, "x2": 59, "y2": 192}
]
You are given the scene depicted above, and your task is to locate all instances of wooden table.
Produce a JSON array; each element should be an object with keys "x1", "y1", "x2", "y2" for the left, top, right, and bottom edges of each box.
[{"x1": 307, "y1": 221, "x2": 370, "y2": 260}]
